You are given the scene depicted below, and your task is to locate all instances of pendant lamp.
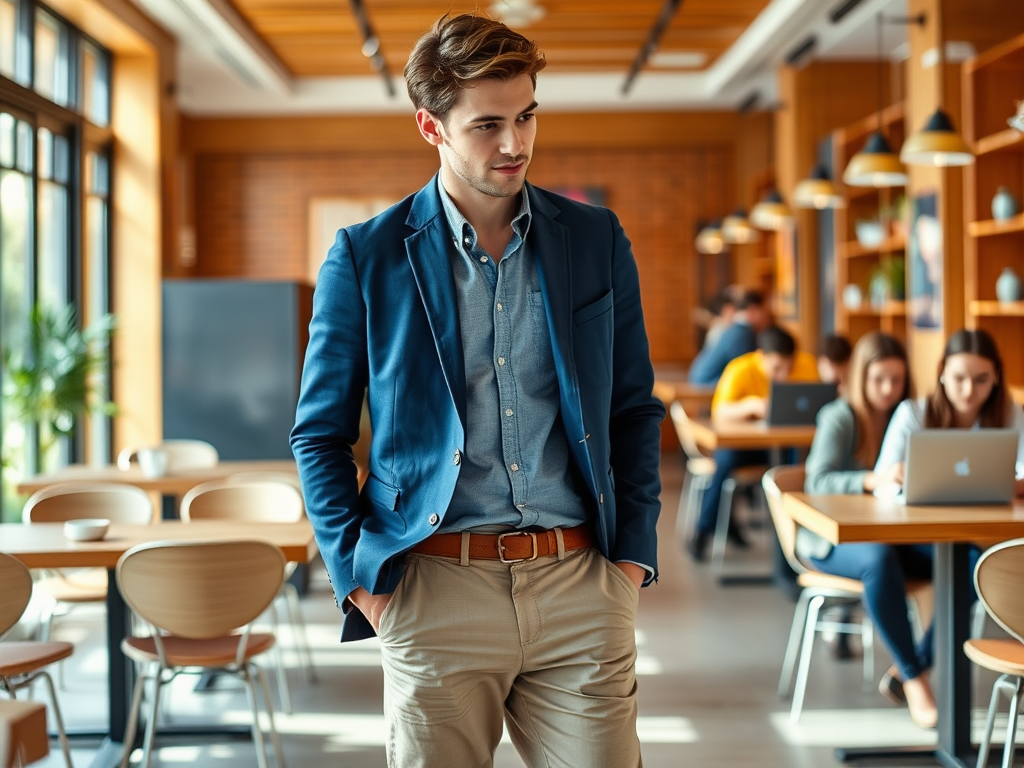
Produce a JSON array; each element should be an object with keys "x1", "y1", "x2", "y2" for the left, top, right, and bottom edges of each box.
[
  {"x1": 843, "y1": 132, "x2": 908, "y2": 187},
  {"x1": 721, "y1": 209, "x2": 761, "y2": 244},
  {"x1": 695, "y1": 220, "x2": 726, "y2": 254},
  {"x1": 750, "y1": 190, "x2": 793, "y2": 231},
  {"x1": 842, "y1": 13, "x2": 908, "y2": 187},
  {"x1": 901, "y1": 107, "x2": 974, "y2": 166},
  {"x1": 795, "y1": 165, "x2": 844, "y2": 209}
]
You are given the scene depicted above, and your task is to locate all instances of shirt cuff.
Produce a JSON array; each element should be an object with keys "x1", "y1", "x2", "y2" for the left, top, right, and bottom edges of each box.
[{"x1": 615, "y1": 559, "x2": 656, "y2": 587}]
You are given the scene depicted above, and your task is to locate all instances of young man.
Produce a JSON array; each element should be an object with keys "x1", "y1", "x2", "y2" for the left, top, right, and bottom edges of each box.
[
  {"x1": 687, "y1": 288, "x2": 768, "y2": 386},
  {"x1": 687, "y1": 325, "x2": 818, "y2": 561},
  {"x1": 290, "y1": 13, "x2": 664, "y2": 767}
]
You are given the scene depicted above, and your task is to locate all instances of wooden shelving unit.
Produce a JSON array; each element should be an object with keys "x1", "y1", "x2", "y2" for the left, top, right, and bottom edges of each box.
[
  {"x1": 963, "y1": 32, "x2": 1024, "y2": 388},
  {"x1": 833, "y1": 102, "x2": 908, "y2": 344}
]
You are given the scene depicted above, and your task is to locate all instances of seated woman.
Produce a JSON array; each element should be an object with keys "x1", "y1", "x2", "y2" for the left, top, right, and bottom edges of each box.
[
  {"x1": 800, "y1": 332, "x2": 936, "y2": 726},
  {"x1": 869, "y1": 329, "x2": 1024, "y2": 727}
]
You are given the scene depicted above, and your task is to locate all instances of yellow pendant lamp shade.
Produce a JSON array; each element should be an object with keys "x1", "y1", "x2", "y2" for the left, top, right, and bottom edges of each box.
[
  {"x1": 695, "y1": 219, "x2": 726, "y2": 254},
  {"x1": 794, "y1": 165, "x2": 844, "y2": 209},
  {"x1": 750, "y1": 190, "x2": 793, "y2": 231},
  {"x1": 843, "y1": 132, "x2": 908, "y2": 187},
  {"x1": 721, "y1": 209, "x2": 761, "y2": 244},
  {"x1": 900, "y1": 108, "x2": 974, "y2": 167}
]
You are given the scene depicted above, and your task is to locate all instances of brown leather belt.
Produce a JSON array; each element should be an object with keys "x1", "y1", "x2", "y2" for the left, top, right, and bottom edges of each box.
[{"x1": 410, "y1": 524, "x2": 594, "y2": 563}]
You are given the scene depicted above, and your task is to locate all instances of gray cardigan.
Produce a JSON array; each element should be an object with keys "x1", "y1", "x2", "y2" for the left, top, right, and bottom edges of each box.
[{"x1": 797, "y1": 399, "x2": 868, "y2": 562}]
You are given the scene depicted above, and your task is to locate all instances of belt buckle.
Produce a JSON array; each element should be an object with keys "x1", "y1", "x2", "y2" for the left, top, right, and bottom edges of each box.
[{"x1": 497, "y1": 531, "x2": 538, "y2": 563}]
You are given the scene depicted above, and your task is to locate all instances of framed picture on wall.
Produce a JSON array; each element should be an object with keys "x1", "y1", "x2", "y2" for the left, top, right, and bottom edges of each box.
[
  {"x1": 909, "y1": 191, "x2": 942, "y2": 330},
  {"x1": 308, "y1": 197, "x2": 396, "y2": 285},
  {"x1": 774, "y1": 222, "x2": 799, "y2": 321}
]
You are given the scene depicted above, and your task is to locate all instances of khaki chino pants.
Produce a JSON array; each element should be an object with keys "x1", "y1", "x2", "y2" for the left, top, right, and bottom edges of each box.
[{"x1": 376, "y1": 545, "x2": 642, "y2": 768}]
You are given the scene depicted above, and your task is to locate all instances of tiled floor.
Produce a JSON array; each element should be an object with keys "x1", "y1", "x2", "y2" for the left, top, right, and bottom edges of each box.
[{"x1": 19, "y1": 455, "x2": 1022, "y2": 766}]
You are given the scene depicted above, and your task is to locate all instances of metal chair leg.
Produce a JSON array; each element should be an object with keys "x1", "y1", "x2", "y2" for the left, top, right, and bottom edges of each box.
[
  {"x1": 267, "y1": 604, "x2": 293, "y2": 714},
  {"x1": 256, "y1": 664, "x2": 287, "y2": 768},
  {"x1": 282, "y1": 584, "x2": 317, "y2": 684},
  {"x1": 1001, "y1": 676, "x2": 1023, "y2": 768},
  {"x1": 676, "y1": 472, "x2": 693, "y2": 546},
  {"x1": 243, "y1": 666, "x2": 270, "y2": 768},
  {"x1": 120, "y1": 665, "x2": 150, "y2": 768},
  {"x1": 791, "y1": 594, "x2": 825, "y2": 722},
  {"x1": 861, "y1": 614, "x2": 874, "y2": 692},
  {"x1": 36, "y1": 671, "x2": 73, "y2": 768},
  {"x1": 711, "y1": 478, "x2": 736, "y2": 571},
  {"x1": 779, "y1": 589, "x2": 811, "y2": 699},
  {"x1": 140, "y1": 668, "x2": 164, "y2": 768}
]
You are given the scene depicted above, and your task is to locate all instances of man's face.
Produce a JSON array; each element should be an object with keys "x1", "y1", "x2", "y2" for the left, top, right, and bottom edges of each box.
[
  {"x1": 762, "y1": 352, "x2": 794, "y2": 382},
  {"x1": 429, "y1": 74, "x2": 537, "y2": 201}
]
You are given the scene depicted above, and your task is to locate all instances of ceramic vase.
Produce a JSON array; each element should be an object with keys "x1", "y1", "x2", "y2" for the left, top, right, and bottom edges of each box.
[
  {"x1": 842, "y1": 284, "x2": 863, "y2": 310},
  {"x1": 992, "y1": 187, "x2": 1020, "y2": 221},
  {"x1": 996, "y1": 267, "x2": 1023, "y2": 304}
]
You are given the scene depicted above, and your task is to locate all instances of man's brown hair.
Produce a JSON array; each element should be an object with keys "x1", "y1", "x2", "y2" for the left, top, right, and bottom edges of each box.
[{"x1": 404, "y1": 13, "x2": 546, "y2": 120}]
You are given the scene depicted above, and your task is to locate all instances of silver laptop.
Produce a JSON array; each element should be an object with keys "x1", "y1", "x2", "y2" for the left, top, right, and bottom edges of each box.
[
  {"x1": 766, "y1": 382, "x2": 838, "y2": 426},
  {"x1": 903, "y1": 430, "x2": 1018, "y2": 505}
]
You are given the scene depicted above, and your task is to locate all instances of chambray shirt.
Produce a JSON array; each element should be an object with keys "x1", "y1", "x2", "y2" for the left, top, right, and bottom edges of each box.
[{"x1": 437, "y1": 179, "x2": 588, "y2": 532}]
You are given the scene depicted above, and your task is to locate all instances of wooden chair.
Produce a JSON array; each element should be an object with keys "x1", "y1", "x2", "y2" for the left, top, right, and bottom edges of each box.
[
  {"x1": 0, "y1": 699, "x2": 49, "y2": 767},
  {"x1": 0, "y1": 553, "x2": 73, "y2": 768},
  {"x1": 22, "y1": 484, "x2": 154, "y2": 665},
  {"x1": 116, "y1": 439, "x2": 219, "y2": 472},
  {"x1": 965, "y1": 538, "x2": 1024, "y2": 768},
  {"x1": 667, "y1": 402, "x2": 765, "y2": 562},
  {"x1": 180, "y1": 479, "x2": 316, "y2": 713},
  {"x1": 115, "y1": 540, "x2": 287, "y2": 768}
]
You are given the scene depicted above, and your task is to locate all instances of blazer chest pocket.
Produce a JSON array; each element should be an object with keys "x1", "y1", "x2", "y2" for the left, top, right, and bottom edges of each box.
[{"x1": 572, "y1": 290, "x2": 613, "y2": 385}]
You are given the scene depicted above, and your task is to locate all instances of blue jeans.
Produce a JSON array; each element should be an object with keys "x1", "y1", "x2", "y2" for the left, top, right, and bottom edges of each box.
[
  {"x1": 810, "y1": 543, "x2": 934, "y2": 681},
  {"x1": 696, "y1": 449, "x2": 769, "y2": 536}
]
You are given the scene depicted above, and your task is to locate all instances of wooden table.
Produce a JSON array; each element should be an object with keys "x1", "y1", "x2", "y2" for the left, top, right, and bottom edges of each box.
[
  {"x1": 689, "y1": 418, "x2": 816, "y2": 452},
  {"x1": 0, "y1": 520, "x2": 318, "y2": 768},
  {"x1": 783, "y1": 492, "x2": 1024, "y2": 768},
  {"x1": 16, "y1": 460, "x2": 299, "y2": 498}
]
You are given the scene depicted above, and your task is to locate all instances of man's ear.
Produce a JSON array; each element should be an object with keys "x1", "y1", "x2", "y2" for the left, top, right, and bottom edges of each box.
[{"x1": 416, "y1": 109, "x2": 445, "y2": 147}]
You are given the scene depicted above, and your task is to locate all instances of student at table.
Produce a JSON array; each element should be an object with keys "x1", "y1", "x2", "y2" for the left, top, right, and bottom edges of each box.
[
  {"x1": 687, "y1": 289, "x2": 767, "y2": 386},
  {"x1": 869, "y1": 329, "x2": 1024, "y2": 727},
  {"x1": 816, "y1": 333, "x2": 852, "y2": 396},
  {"x1": 799, "y1": 332, "x2": 935, "y2": 725},
  {"x1": 687, "y1": 325, "x2": 817, "y2": 561}
]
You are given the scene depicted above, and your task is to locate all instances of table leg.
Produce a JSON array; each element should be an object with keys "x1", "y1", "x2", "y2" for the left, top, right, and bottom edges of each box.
[{"x1": 834, "y1": 542, "x2": 974, "y2": 768}]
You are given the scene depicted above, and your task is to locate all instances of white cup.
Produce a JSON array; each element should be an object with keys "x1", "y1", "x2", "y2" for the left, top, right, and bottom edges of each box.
[{"x1": 137, "y1": 448, "x2": 170, "y2": 478}]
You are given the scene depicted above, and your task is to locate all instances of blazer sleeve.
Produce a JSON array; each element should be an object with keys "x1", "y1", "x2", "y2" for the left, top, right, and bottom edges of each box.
[
  {"x1": 290, "y1": 228, "x2": 369, "y2": 606},
  {"x1": 874, "y1": 399, "x2": 920, "y2": 476},
  {"x1": 605, "y1": 209, "x2": 666, "y2": 578},
  {"x1": 804, "y1": 400, "x2": 869, "y2": 495}
]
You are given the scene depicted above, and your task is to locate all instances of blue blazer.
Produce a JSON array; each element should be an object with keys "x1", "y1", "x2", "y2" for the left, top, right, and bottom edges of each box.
[{"x1": 291, "y1": 176, "x2": 665, "y2": 641}]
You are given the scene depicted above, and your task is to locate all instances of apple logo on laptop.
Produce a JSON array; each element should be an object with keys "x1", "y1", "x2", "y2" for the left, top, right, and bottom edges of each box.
[
  {"x1": 954, "y1": 457, "x2": 971, "y2": 477},
  {"x1": 796, "y1": 396, "x2": 810, "y2": 411}
]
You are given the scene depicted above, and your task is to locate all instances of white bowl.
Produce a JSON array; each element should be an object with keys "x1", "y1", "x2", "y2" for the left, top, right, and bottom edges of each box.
[
  {"x1": 855, "y1": 220, "x2": 886, "y2": 248},
  {"x1": 63, "y1": 519, "x2": 110, "y2": 542}
]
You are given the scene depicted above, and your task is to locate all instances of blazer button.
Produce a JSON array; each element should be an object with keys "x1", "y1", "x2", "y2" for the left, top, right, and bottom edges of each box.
[
  {"x1": 453, "y1": 450, "x2": 462, "y2": 465},
  {"x1": 428, "y1": 513, "x2": 440, "y2": 525}
]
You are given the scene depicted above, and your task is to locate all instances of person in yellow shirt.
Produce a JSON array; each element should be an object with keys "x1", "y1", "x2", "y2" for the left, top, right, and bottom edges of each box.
[{"x1": 689, "y1": 326, "x2": 819, "y2": 561}]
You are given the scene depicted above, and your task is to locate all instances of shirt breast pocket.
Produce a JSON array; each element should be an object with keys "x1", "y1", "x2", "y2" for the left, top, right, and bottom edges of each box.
[{"x1": 572, "y1": 290, "x2": 613, "y2": 385}]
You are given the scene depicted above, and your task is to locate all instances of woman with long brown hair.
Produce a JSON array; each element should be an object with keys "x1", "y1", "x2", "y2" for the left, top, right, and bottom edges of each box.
[{"x1": 800, "y1": 332, "x2": 939, "y2": 728}]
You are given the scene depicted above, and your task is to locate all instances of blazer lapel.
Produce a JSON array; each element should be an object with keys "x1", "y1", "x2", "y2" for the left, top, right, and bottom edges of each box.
[
  {"x1": 528, "y1": 186, "x2": 595, "y2": 492},
  {"x1": 405, "y1": 178, "x2": 468, "y2": 429}
]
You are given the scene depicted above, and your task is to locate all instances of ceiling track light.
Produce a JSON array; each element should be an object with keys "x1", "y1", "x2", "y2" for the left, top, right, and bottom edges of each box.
[
  {"x1": 347, "y1": 0, "x2": 395, "y2": 97},
  {"x1": 622, "y1": 0, "x2": 683, "y2": 96}
]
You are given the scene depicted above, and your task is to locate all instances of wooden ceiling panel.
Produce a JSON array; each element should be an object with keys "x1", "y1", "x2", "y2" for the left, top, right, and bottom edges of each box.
[{"x1": 227, "y1": 0, "x2": 772, "y2": 77}]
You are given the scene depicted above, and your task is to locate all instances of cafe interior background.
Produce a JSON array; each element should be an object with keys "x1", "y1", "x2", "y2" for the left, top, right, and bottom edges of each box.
[{"x1": 4, "y1": 0, "x2": 1024, "y2": 764}]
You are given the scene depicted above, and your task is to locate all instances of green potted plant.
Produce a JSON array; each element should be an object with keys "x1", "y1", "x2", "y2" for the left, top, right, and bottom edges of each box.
[
  {"x1": 3, "y1": 305, "x2": 117, "y2": 471},
  {"x1": 883, "y1": 256, "x2": 906, "y2": 301}
]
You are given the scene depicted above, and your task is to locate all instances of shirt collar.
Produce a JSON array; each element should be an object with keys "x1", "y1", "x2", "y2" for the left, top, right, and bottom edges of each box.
[{"x1": 437, "y1": 176, "x2": 532, "y2": 255}]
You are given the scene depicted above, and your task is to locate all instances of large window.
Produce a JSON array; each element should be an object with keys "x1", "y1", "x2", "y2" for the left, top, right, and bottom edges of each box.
[{"x1": 0, "y1": 0, "x2": 112, "y2": 519}]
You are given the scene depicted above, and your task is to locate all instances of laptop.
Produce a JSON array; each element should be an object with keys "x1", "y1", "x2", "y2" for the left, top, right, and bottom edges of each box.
[
  {"x1": 903, "y1": 430, "x2": 1018, "y2": 505},
  {"x1": 765, "y1": 382, "x2": 838, "y2": 426}
]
